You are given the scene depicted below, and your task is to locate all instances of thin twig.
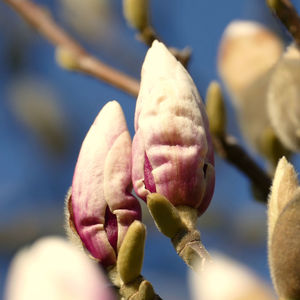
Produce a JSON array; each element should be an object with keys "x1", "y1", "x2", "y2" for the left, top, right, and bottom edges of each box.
[
  {"x1": 266, "y1": 0, "x2": 300, "y2": 48},
  {"x1": 3, "y1": 0, "x2": 140, "y2": 96},
  {"x1": 213, "y1": 135, "x2": 272, "y2": 202}
]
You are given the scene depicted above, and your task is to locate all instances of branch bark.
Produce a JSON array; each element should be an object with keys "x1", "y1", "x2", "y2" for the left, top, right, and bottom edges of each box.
[
  {"x1": 213, "y1": 135, "x2": 272, "y2": 202},
  {"x1": 3, "y1": 0, "x2": 140, "y2": 96}
]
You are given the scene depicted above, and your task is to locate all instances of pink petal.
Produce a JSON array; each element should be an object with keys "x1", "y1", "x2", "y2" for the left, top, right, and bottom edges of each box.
[{"x1": 72, "y1": 101, "x2": 139, "y2": 266}]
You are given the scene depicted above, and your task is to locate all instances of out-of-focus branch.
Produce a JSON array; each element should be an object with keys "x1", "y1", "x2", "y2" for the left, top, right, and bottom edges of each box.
[
  {"x1": 213, "y1": 135, "x2": 271, "y2": 202},
  {"x1": 3, "y1": 0, "x2": 140, "y2": 97},
  {"x1": 206, "y1": 81, "x2": 271, "y2": 203},
  {"x1": 266, "y1": 0, "x2": 300, "y2": 48}
]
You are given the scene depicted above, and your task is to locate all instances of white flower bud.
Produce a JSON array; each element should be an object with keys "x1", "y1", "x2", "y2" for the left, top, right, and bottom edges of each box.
[{"x1": 218, "y1": 20, "x2": 284, "y2": 157}]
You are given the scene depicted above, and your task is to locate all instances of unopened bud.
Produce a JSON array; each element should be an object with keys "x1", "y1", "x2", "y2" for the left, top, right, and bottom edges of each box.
[
  {"x1": 138, "y1": 280, "x2": 155, "y2": 300},
  {"x1": 117, "y1": 221, "x2": 146, "y2": 284},
  {"x1": 132, "y1": 41, "x2": 215, "y2": 215},
  {"x1": 270, "y1": 191, "x2": 300, "y2": 300},
  {"x1": 218, "y1": 20, "x2": 283, "y2": 102},
  {"x1": 267, "y1": 0, "x2": 280, "y2": 11},
  {"x1": 218, "y1": 20, "x2": 284, "y2": 157},
  {"x1": 268, "y1": 156, "x2": 299, "y2": 242},
  {"x1": 147, "y1": 193, "x2": 186, "y2": 238},
  {"x1": 123, "y1": 0, "x2": 149, "y2": 31},
  {"x1": 56, "y1": 46, "x2": 79, "y2": 70},
  {"x1": 205, "y1": 81, "x2": 226, "y2": 137},
  {"x1": 70, "y1": 101, "x2": 141, "y2": 267}
]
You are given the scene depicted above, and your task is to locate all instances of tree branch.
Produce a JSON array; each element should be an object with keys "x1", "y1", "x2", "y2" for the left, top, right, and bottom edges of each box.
[
  {"x1": 4, "y1": 0, "x2": 272, "y2": 202},
  {"x1": 213, "y1": 135, "x2": 272, "y2": 202},
  {"x1": 3, "y1": 0, "x2": 140, "y2": 96},
  {"x1": 266, "y1": 0, "x2": 300, "y2": 48}
]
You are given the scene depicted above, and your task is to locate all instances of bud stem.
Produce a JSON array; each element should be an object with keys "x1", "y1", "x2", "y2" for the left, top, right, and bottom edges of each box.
[
  {"x1": 138, "y1": 26, "x2": 157, "y2": 47},
  {"x1": 171, "y1": 228, "x2": 211, "y2": 272}
]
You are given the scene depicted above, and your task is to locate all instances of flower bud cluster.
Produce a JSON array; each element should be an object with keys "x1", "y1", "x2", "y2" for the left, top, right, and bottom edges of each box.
[{"x1": 67, "y1": 40, "x2": 215, "y2": 269}]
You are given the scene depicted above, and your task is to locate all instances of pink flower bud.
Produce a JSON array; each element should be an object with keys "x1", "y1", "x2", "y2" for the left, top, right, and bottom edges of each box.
[
  {"x1": 71, "y1": 101, "x2": 141, "y2": 267},
  {"x1": 132, "y1": 41, "x2": 215, "y2": 215}
]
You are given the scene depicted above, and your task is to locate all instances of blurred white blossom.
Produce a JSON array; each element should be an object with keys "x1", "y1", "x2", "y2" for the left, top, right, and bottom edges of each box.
[
  {"x1": 4, "y1": 236, "x2": 116, "y2": 300},
  {"x1": 7, "y1": 76, "x2": 68, "y2": 155},
  {"x1": 189, "y1": 252, "x2": 275, "y2": 300},
  {"x1": 59, "y1": 0, "x2": 113, "y2": 42},
  {"x1": 218, "y1": 20, "x2": 283, "y2": 157},
  {"x1": 267, "y1": 43, "x2": 300, "y2": 152}
]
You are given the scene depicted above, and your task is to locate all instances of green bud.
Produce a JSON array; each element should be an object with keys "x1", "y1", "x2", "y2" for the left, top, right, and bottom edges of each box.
[
  {"x1": 56, "y1": 47, "x2": 79, "y2": 71},
  {"x1": 147, "y1": 193, "x2": 186, "y2": 238},
  {"x1": 270, "y1": 191, "x2": 300, "y2": 300},
  {"x1": 205, "y1": 81, "x2": 226, "y2": 137},
  {"x1": 138, "y1": 280, "x2": 155, "y2": 300},
  {"x1": 117, "y1": 221, "x2": 146, "y2": 284},
  {"x1": 123, "y1": 0, "x2": 149, "y2": 31},
  {"x1": 266, "y1": 0, "x2": 279, "y2": 11}
]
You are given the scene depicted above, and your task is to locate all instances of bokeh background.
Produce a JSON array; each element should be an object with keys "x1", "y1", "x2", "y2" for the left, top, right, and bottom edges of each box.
[{"x1": 0, "y1": 0, "x2": 299, "y2": 299}]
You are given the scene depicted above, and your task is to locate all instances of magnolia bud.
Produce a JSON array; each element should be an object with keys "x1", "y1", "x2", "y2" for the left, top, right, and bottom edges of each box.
[
  {"x1": 270, "y1": 192, "x2": 300, "y2": 300},
  {"x1": 70, "y1": 101, "x2": 141, "y2": 267},
  {"x1": 267, "y1": 43, "x2": 300, "y2": 152},
  {"x1": 218, "y1": 20, "x2": 283, "y2": 103},
  {"x1": 218, "y1": 20, "x2": 284, "y2": 157},
  {"x1": 268, "y1": 156, "x2": 298, "y2": 242},
  {"x1": 132, "y1": 40, "x2": 215, "y2": 216},
  {"x1": 267, "y1": 157, "x2": 300, "y2": 299}
]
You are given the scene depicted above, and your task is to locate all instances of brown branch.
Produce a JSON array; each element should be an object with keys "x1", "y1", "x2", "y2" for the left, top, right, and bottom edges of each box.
[
  {"x1": 213, "y1": 135, "x2": 272, "y2": 203},
  {"x1": 3, "y1": 0, "x2": 140, "y2": 97},
  {"x1": 266, "y1": 0, "x2": 300, "y2": 48}
]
